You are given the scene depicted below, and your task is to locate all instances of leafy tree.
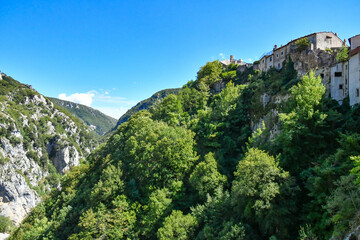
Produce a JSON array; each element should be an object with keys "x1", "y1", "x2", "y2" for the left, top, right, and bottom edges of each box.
[
  {"x1": 157, "y1": 210, "x2": 197, "y2": 240},
  {"x1": 196, "y1": 60, "x2": 223, "y2": 86},
  {"x1": 325, "y1": 175, "x2": 360, "y2": 238},
  {"x1": 151, "y1": 94, "x2": 184, "y2": 126},
  {"x1": 277, "y1": 70, "x2": 327, "y2": 173},
  {"x1": 140, "y1": 188, "x2": 173, "y2": 238},
  {"x1": 90, "y1": 161, "x2": 124, "y2": 204},
  {"x1": 295, "y1": 37, "x2": 310, "y2": 52},
  {"x1": 221, "y1": 70, "x2": 237, "y2": 81},
  {"x1": 232, "y1": 148, "x2": 289, "y2": 214},
  {"x1": 108, "y1": 111, "x2": 198, "y2": 195},
  {"x1": 189, "y1": 152, "x2": 227, "y2": 199},
  {"x1": 336, "y1": 46, "x2": 349, "y2": 63},
  {"x1": 70, "y1": 195, "x2": 136, "y2": 239}
]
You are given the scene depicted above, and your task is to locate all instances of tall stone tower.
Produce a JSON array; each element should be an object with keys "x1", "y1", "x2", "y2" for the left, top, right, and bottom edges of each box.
[{"x1": 230, "y1": 55, "x2": 234, "y2": 63}]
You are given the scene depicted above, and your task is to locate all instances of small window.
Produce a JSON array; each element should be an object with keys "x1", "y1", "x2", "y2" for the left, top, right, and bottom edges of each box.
[
  {"x1": 276, "y1": 54, "x2": 279, "y2": 57},
  {"x1": 320, "y1": 73, "x2": 324, "y2": 78},
  {"x1": 278, "y1": 63, "x2": 281, "y2": 69},
  {"x1": 345, "y1": 65, "x2": 348, "y2": 70},
  {"x1": 281, "y1": 52, "x2": 284, "y2": 55},
  {"x1": 339, "y1": 84, "x2": 343, "y2": 90},
  {"x1": 357, "y1": 88, "x2": 360, "y2": 97},
  {"x1": 335, "y1": 72, "x2": 342, "y2": 77},
  {"x1": 270, "y1": 57, "x2": 272, "y2": 62}
]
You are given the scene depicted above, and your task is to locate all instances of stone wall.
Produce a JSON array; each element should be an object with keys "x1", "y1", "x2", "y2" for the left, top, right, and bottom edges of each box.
[
  {"x1": 349, "y1": 52, "x2": 360, "y2": 106},
  {"x1": 315, "y1": 32, "x2": 344, "y2": 50},
  {"x1": 273, "y1": 45, "x2": 287, "y2": 70},
  {"x1": 331, "y1": 62, "x2": 349, "y2": 104},
  {"x1": 350, "y1": 35, "x2": 360, "y2": 49}
]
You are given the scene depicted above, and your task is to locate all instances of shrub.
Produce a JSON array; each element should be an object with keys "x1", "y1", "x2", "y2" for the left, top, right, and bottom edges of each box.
[
  {"x1": 0, "y1": 215, "x2": 13, "y2": 233},
  {"x1": 0, "y1": 154, "x2": 10, "y2": 165},
  {"x1": 336, "y1": 46, "x2": 349, "y2": 63},
  {"x1": 295, "y1": 37, "x2": 310, "y2": 52}
]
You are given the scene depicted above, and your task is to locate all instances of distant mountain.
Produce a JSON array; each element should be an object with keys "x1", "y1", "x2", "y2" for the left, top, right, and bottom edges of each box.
[
  {"x1": 49, "y1": 98, "x2": 117, "y2": 136},
  {"x1": 114, "y1": 88, "x2": 181, "y2": 130}
]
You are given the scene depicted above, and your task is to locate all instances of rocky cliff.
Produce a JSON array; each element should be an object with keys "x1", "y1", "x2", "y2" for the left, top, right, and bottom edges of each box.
[{"x1": 0, "y1": 74, "x2": 97, "y2": 226}]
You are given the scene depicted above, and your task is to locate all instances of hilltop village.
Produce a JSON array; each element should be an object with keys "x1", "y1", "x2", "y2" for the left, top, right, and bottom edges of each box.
[{"x1": 221, "y1": 31, "x2": 360, "y2": 106}]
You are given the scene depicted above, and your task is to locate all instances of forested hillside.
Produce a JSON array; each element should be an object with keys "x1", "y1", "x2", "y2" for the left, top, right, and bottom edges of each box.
[
  {"x1": 0, "y1": 75, "x2": 97, "y2": 230},
  {"x1": 114, "y1": 88, "x2": 180, "y2": 129},
  {"x1": 49, "y1": 97, "x2": 117, "y2": 136},
  {"x1": 10, "y1": 60, "x2": 360, "y2": 240}
]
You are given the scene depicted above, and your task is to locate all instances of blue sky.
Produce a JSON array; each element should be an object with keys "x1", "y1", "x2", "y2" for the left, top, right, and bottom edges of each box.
[{"x1": 0, "y1": 0, "x2": 359, "y2": 118}]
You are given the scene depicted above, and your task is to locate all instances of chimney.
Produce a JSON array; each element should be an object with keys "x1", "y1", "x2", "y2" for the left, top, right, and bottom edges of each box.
[
  {"x1": 335, "y1": 33, "x2": 338, "y2": 36},
  {"x1": 273, "y1": 45, "x2": 277, "y2": 50},
  {"x1": 230, "y1": 55, "x2": 234, "y2": 62},
  {"x1": 343, "y1": 39, "x2": 347, "y2": 46}
]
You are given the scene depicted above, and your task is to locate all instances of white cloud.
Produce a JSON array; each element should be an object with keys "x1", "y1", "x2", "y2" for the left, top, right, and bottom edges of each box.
[
  {"x1": 219, "y1": 53, "x2": 225, "y2": 59},
  {"x1": 94, "y1": 106, "x2": 129, "y2": 119},
  {"x1": 248, "y1": 58, "x2": 253, "y2": 63},
  {"x1": 58, "y1": 90, "x2": 138, "y2": 119},
  {"x1": 58, "y1": 92, "x2": 95, "y2": 106}
]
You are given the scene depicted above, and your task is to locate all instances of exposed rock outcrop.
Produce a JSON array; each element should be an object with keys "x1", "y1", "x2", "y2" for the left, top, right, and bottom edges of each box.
[{"x1": 0, "y1": 75, "x2": 97, "y2": 226}]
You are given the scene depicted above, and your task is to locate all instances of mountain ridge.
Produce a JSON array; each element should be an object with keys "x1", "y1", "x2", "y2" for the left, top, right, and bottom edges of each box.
[{"x1": 49, "y1": 97, "x2": 117, "y2": 136}]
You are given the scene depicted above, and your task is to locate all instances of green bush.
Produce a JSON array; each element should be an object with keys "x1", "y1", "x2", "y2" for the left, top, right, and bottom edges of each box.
[
  {"x1": 295, "y1": 37, "x2": 310, "y2": 52},
  {"x1": 0, "y1": 154, "x2": 10, "y2": 165},
  {"x1": 0, "y1": 215, "x2": 13, "y2": 233},
  {"x1": 336, "y1": 46, "x2": 349, "y2": 63}
]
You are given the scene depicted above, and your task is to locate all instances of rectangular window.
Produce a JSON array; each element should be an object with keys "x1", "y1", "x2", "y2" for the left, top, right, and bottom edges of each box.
[
  {"x1": 320, "y1": 73, "x2": 324, "y2": 78},
  {"x1": 281, "y1": 52, "x2": 284, "y2": 55},
  {"x1": 276, "y1": 54, "x2": 279, "y2": 57},
  {"x1": 270, "y1": 57, "x2": 272, "y2": 62},
  {"x1": 335, "y1": 72, "x2": 342, "y2": 77},
  {"x1": 357, "y1": 88, "x2": 360, "y2": 97},
  {"x1": 339, "y1": 84, "x2": 343, "y2": 90}
]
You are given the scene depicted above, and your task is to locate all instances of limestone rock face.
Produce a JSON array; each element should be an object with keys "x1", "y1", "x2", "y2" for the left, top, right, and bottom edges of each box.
[
  {"x1": 0, "y1": 75, "x2": 96, "y2": 226},
  {"x1": 0, "y1": 138, "x2": 42, "y2": 225},
  {"x1": 290, "y1": 49, "x2": 336, "y2": 77},
  {"x1": 47, "y1": 140, "x2": 80, "y2": 174}
]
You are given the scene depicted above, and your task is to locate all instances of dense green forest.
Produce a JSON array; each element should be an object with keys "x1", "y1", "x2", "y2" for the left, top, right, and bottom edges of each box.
[{"x1": 10, "y1": 60, "x2": 360, "y2": 239}]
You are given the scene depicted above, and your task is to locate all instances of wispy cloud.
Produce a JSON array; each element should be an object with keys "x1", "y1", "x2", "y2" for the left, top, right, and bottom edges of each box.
[
  {"x1": 58, "y1": 92, "x2": 95, "y2": 106},
  {"x1": 219, "y1": 53, "x2": 225, "y2": 59},
  {"x1": 94, "y1": 106, "x2": 129, "y2": 119},
  {"x1": 58, "y1": 90, "x2": 138, "y2": 119}
]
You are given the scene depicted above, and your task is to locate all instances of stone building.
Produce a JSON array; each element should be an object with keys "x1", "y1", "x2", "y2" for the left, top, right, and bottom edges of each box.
[
  {"x1": 259, "y1": 51, "x2": 273, "y2": 72},
  {"x1": 220, "y1": 55, "x2": 244, "y2": 66},
  {"x1": 349, "y1": 34, "x2": 360, "y2": 106},
  {"x1": 258, "y1": 32, "x2": 345, "y2": 73},
  {"x1": 220, "y1": 55, "x2": 252, "y2": 72},
  {"x1": 331, "y1": 62, "x2": 349, "y2": 104}
]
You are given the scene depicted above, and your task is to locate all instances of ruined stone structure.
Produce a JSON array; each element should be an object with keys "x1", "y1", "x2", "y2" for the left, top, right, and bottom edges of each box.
[
  {"x1": 220, "y1": 55, "x2": 253, "y2": 73},
  {"x1": 220, "y1": 55, "x2": 244, "y2": 66}
]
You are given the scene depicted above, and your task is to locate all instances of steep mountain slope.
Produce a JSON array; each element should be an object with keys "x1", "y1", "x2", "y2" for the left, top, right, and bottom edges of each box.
[
  {"x1": 49, "y1": 97, "x2": 117, "y2": 136},
  {"x1": 0, "y1": 73, "x2": 97, "y2": 227},
  {"x1": 10, "y1": 59, "x2": 360, "y2": 240},
  {"x1": 114, "y1": 88, "x2": 180, "y2": 130}
]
